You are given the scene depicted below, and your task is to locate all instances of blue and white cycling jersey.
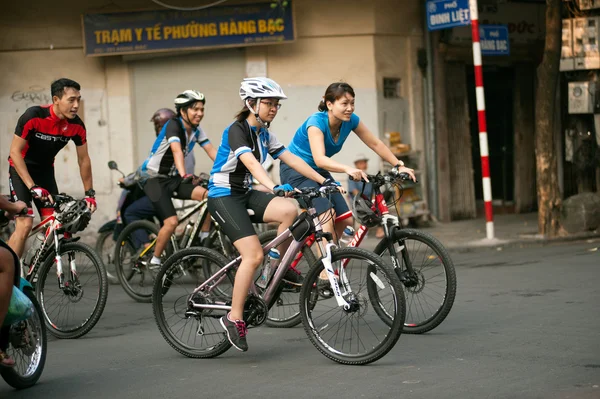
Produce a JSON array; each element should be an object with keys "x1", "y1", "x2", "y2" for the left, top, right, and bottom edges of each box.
[
  {"x1": 141, "y1": 117, "x2": 209, "y2": 177},
  {"x1": 208, "y1": 120, "x2": 286, "y2": 198},
  {"x1": 287, "y1": 111, "x2": 360, "y2": 171}
]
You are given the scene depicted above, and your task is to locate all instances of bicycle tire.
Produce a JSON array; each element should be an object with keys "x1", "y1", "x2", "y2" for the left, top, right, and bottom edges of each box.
[
  {"x1": 372, "y1": 228, "x2": 456, "y2": 334},
  {"x1": 259, "y1": 230, "x2": 317, "y2": 329},
  {"x1": 95, "y1": 229, "x2": 118, "y2": 284},
  {"x1": 36, "y1": 242, "x2": 108, "y2": 339},
  {"x1": 299, "y1": 247, "x2": 405, "y2": 365},
  {"x1": 0, "y1": 288, "x2": 47, "y2": 389},
  {"x1": 113, "y1": 220, "x2": 172, "y2": 303},
  {"x1": 153, "y1": 247, "x2": 233, "y2": 358}
]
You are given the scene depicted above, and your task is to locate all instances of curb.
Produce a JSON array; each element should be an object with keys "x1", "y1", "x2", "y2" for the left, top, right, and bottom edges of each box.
[{"x1": 445, "y1": 230, "x2": 600, "y2": 252}]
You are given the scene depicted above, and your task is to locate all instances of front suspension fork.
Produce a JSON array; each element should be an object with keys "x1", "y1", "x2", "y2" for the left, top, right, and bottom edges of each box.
[
  {"x1": 385, "y1": 229, "x2": 417, "y2": 285},
  {"x1": 316, "y1": 241, "x2": 351, "y2": 310}
]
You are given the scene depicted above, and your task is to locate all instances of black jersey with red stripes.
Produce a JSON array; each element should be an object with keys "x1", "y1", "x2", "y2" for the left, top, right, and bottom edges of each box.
[{"x1": 8, "y1": 105, "x2": 87, "y2": 167}]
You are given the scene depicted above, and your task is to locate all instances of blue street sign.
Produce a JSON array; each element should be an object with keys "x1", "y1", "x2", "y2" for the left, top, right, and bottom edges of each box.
[
  {"x1": 426, "y1": 0, "x2": 471, "y2": 31},
  {"x1": 480, "y1": 25, "x2": 510, "y2": 55}
]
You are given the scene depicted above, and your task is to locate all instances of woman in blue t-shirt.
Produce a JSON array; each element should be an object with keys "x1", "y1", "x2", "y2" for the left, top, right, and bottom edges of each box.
[{"x1": 280, "y1": 82, "x2": 416, "y2": 240}]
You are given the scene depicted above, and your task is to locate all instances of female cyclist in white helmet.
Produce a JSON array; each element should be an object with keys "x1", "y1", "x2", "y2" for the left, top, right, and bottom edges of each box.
[{"x1": 207, "y1": 77, "x2": 332, "y2": 352}]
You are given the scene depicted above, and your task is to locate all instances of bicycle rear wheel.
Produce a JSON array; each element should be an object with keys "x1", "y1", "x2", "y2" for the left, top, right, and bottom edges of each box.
[
  {"x1": 95, "y1": 229, "x2": 118, "y2": 284},
  {"x1": 114, "y1": 220, "x2": 173, "y2": 303},
  {"x1": 0, "y1": 288, "x2": 47, "y2": 389},
  {"x1": 36, "y1": 242, "x2": 108, "y2": 339},
  {"x1": 153, "y1": 247, "x2": 235, "y2": 358},
  {"x1": 299, "y1": 247, "x2": 405, "y2": 365},
  {"x1": 372, "y1": 228, "x2": 457, "y2": 334}
]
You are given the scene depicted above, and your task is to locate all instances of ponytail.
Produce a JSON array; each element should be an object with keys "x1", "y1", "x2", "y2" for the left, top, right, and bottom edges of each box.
[
  {"x1": 317, "y1": 99, "x2": 327, "y2": 112},
  {"x1": 235, "y1": 99, "x2": 256, "y2": 122}
]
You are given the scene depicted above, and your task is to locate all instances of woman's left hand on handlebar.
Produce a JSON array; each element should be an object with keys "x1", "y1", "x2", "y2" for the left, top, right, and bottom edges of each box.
[
  {"x1": 273, "y1": 184, "x2": 298, "y2": 198},
  {"x1": 395, "y1": 166, "x2": 417, "y2": 182},
  {"x1": 321, "y1": 177, "x2": 346, "y2": 195}
]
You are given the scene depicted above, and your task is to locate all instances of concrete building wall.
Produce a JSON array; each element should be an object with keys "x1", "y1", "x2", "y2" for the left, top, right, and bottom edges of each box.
[
  {"x1": 129, "y1": 48, "x2": 246, "y2": 172},
  {"x1": 0, "y1": 0, "x2": 427, "y2": 228},
  {"x1": 266, "y1": 34, "x2": 378, "y2": 181},
  {"x1": 0, "y1": 50, "x2": 116, "y2": 230}
]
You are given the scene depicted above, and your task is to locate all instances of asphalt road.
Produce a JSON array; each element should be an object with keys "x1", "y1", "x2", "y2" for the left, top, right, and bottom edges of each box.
[{"x1": 2, "y1": 239, "x2": 599, "y2": 399}]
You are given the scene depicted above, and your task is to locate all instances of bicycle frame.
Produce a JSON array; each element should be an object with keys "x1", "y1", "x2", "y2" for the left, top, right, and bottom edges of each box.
[
  {"x1": 23, "y1": 212, "x2": 78, "y2": 289},
  {"x1": 135, "y1": 199, "x2": 207, "y2": 259},
  {"x1": 291, "y1": 178, "x2": 410, "y2": 274},
  {"x1": 190, "y1": 206, "x2": 352, "y2": 319}
]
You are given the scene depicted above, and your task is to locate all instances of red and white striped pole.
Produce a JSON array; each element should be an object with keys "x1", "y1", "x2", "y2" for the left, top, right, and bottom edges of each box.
[{"x1": 469, "y1": 0, "x2": 494, "y2": 239}]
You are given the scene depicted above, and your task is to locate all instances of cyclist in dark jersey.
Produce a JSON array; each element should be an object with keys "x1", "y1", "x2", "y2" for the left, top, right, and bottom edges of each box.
[
  {"x1": 208, "y1": 77, "x2": 331, "y2": 352},
  {"x1": 142, "y1": 90, "x2": 217, "y2": 268},
  {"x1": 0, "y1": 196, "x2": 27, "y2": 367},
  {"x1": 7, "y1": 78, "x2": 96, "y2": 258}
]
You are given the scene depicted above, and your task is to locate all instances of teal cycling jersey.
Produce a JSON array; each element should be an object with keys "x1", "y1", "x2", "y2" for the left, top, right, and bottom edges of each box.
[{"x1": 287, "y1": 111, "x2": 360, "y2": 170}]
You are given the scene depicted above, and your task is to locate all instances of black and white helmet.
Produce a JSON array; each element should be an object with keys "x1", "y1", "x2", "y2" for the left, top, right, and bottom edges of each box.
[
  {"x1": 239, "y1": 77, "x2": 287, "y2": 101},
  {"x1": 57, "y1": 200, "x2": 92, "y2": 234},
  {"x1": 174, "y1": 90, "x2": 205, "y2": 109},
  {"x1": 352, "y1": 195, "x2": 382, "y2": 228}
]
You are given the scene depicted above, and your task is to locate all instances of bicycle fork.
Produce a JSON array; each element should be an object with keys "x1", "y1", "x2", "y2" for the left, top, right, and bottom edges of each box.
[
  {"x1": 317, "y1": 242, "x2": 352, "y2": 310},
  {"x1": 385, "y1": 233, "x2": 419, "y2": 288},
  {"x1": 53, "y1": 231, "x2": 79, "y2": 292}
]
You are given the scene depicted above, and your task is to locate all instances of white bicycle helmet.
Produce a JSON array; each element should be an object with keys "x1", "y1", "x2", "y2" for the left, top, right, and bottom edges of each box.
[
  {"x1": 174, "y1": 90, "x2": 205, "y2": 108},
  {"x1": 239, "y1": 77, "x2": 287, "y2": 101}
]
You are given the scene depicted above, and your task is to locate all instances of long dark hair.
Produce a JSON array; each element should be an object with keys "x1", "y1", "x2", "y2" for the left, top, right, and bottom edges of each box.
[
  {"x1": 317, "y1": 82, "x2": 355, "y2": 111},
  {"x1": 235, "y1": 99, "x2": 256, "y2": 123}
]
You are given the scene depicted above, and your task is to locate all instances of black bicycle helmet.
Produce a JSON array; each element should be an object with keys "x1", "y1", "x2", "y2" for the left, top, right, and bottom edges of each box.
[
  {"x1": 57, "y1": 200, "x2": 91, "y2": 234},
  {"x1": 150, "y1": 108, "x2": 176, "y2": 136},
  {"x1": 352, "y1": 195, "x2": 382, "y2": 228}
]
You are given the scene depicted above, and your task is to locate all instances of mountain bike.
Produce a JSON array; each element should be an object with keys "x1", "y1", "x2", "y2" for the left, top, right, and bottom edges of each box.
[
  {"x1": 152, "y1": 186, "x2": 406, "y2": 365},
  {"x1": 268, "y1": 171, "x2": 456, "y2": 334},
  {"x1": 0, "y1": 211, "x2": 47, "y2": 389},
  {"x1": 20, "y1": 194, "x2": 108, "y2": 339}
]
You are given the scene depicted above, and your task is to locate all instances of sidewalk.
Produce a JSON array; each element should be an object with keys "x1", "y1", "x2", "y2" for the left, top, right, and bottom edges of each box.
[{"x1": 364, "y1": 212, "x2": 600, "y2": 251}]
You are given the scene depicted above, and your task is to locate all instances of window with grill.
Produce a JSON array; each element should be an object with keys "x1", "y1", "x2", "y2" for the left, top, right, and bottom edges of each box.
[{"x1": 383, "y1": 78, "x2": 401, "y2": 99}]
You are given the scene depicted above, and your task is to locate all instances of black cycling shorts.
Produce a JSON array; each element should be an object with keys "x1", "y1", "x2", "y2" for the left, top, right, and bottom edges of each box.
[
  {"x1": 8, "y1": 165, "x2": 58, "y2": 217},
  {"x1": 207, "y1": 190, "x2": 275, "y2": 243},
  {"x1": 143, "y1": 176, "x2": 197, "y2": 220}
]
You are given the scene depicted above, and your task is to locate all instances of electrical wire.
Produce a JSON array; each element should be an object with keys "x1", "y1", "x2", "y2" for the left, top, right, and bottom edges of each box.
[{"x1": 150, "y1": 0, "x2": 229, "y2": 11}]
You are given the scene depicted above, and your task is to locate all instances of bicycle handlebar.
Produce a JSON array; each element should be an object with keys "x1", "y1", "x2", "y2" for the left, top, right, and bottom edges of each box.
[
  {"x1": 274, "y1": 185, "x2": 342, "y2": 200},
  {"x1": 349, "y1": 170, "x2": 416, "y2": 186},
  {"x1": 0, "y1": 199, "x2": 29, "y2": 226}
]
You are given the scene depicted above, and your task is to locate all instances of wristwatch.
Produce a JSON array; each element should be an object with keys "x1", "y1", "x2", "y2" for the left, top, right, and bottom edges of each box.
[
  {"x1": 85, "y1": 189, "x2": 96, "y2": 198},
  {"x1": 396, "y1": 161, "x2": 404, "y2": 168}
]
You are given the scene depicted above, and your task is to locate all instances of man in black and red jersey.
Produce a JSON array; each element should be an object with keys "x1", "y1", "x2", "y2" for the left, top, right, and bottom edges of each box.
[{"x1": 7, "y1": 78, "x2": 96, "y2": 258}]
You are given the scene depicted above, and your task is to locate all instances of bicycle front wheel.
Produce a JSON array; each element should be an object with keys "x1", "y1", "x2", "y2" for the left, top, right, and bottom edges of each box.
[
  {"x1": 0, "y1": 288, "x2": 47, "y2": 389},
  {"x1": 36, "y1": 242, "x2": 108, "y2": 339},
  {"x1": 114, "y1": 220, "x2": 173, "y2": 303},
  {"x1": 373, "y1": 228, "x2": 457, "y2": 334},
  {"x1": 299, "y1": 247, "x2": 405, "y2": 365},
  {"x1": 153, "y1": 247, "x2": 234, "y2": 358}
]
